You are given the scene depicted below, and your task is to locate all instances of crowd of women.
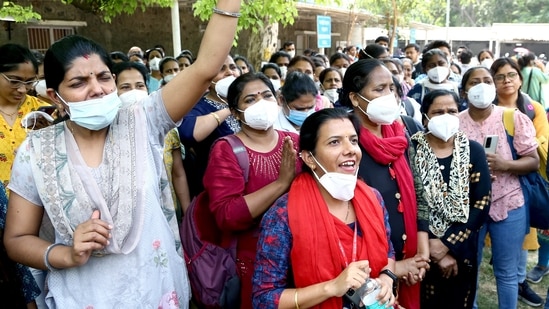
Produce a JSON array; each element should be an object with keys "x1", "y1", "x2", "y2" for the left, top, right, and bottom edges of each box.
[{"x1": 1, "y1": 1, "x2": 549, "y2": 306}]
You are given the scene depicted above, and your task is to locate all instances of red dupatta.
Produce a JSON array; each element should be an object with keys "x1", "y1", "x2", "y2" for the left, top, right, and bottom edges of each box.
[
  {"x1": 359, "y1": 121, "x2": 419, "y2": 309},
  {"x1": 288, "y1": 173, "x2": 389, "y2": 309}
]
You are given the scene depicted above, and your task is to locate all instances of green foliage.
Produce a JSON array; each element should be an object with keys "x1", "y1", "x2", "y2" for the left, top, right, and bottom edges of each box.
[
  {"x1": 193, "y1": 0, "x2": 299, "y2": 39},
  {"x1": 404, "y1": 0, "x2": 549, "y2": 27},
  {"x1": 0, "y1": 1, "x2": 41, "y2": 22},
  {"x1": 61, "y1": 0, "x2": 173, "y2": 22}
]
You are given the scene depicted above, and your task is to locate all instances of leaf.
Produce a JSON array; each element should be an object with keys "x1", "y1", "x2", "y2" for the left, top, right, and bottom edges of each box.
[{"x1": 0, "y1": 1, "x2": 41, "y2": 22}]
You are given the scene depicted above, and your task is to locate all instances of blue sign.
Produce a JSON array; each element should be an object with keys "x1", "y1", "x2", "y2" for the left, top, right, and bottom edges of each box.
[
  {"x1": 410, "y1": 28, "x2": 416, "y2": 43},
  {"x1": 317, "y1": 15, "x2": 331, "y2": 48}
]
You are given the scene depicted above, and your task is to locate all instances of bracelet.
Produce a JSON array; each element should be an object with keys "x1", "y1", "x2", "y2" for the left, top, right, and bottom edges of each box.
[
  {"x1": 210, "y1": 112, "x2": 221, "y2": 126},
  {"x1": 294, "y1": 288, "x2": 300, "y2": 309},
  {"x1": 44, "y1": 243, "x2": 63, "y2": 271},
  {"x1": 213, "y1": 7, "x2": 241, "y2": 18}
]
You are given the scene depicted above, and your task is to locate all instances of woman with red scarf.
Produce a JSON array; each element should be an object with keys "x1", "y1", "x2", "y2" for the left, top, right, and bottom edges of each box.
[
  {"x1": 338, "y1": 59, "x2": 430, "y2": 309},
  {"x1": 252, "y1": 108, "x2": 396, "y2": 308}
]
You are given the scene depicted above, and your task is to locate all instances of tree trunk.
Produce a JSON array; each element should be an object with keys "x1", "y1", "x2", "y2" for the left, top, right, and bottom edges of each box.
[
  {"x1": 346, "y1": 0, "x2": 359, "y2": 46},
  {"x1": 388, "y1": 0, "x2": 398, "y2": 55},
  {"x1": 247, "y1": 18, "x2": 279, "y2": 72}
]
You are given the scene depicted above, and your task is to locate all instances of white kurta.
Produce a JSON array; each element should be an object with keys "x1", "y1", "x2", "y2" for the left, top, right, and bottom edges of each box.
[{"x1": 9, "y1": 91, "x2": 190, "y2": 308}]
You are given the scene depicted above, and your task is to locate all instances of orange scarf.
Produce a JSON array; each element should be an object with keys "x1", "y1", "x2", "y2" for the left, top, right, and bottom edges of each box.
[{"x1": 288, "y1": 173, "x2": 389, "y2": 309}]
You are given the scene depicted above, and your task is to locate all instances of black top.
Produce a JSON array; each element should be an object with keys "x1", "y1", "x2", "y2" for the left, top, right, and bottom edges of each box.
[{"x1": 358, "y1": 147, "x2": 407, "y2": 261}]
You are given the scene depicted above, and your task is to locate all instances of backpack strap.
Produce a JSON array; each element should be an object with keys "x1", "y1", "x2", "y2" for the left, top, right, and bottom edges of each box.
[
  {"x1": 217, "y1": 134, "x2": 250, "y2": 183},
  {"x1": 522, "y1": 93, "x2": 536, "y2": 120},
  {"x1": 527, "y1": 68, "x2": 534, "y2": 95},
  {"x1": 402, "y1": 97, "x2": 415, "y2": 118},
  {"x1": 400, "y1": 115, "x2": 422, "y2": 137},
  {"x1": 502, "y1": 108, "x2": 516, "y2": 137}
]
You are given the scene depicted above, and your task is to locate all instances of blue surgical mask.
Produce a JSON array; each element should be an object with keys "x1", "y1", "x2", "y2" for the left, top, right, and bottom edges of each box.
[
  {"x1": 57, "y1": 91, "x2": 121, "y2": 131},
  {"x1": 285, "y1": 108, "x2": 314, "y2": 127}
]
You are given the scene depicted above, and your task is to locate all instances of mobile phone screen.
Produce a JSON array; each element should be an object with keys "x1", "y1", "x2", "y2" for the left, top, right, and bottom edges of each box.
[{"x1": 37, "y1": 106, "x2": 56, "y2": 115}]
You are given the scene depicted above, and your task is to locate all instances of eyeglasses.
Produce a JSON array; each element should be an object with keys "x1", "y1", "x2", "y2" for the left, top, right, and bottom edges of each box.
[
  {"x1": 1, "y1": 73, "x2": 38, "y2": 89},
  {"x1": 494, "y1": 72, "x2": 519, "y2": 83}
]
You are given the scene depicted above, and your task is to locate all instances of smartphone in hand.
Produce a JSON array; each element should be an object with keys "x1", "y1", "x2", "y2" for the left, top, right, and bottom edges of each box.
[{"x1": 483, "y1": 135, "x2": 498, "y2": 154}]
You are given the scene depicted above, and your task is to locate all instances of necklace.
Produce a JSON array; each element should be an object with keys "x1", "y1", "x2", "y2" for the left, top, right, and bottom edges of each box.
[
  {"x1": 0, "y1": 101, "x2": 23, "y2": 117},
  {"x1": 344, "y1": 201, "x2": 351, "y2": 223}
]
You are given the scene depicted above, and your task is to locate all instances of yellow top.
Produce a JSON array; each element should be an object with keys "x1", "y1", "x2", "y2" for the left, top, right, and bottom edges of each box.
[{"x1": 0, "y1": 95, "x2": 49, "y2": 188}]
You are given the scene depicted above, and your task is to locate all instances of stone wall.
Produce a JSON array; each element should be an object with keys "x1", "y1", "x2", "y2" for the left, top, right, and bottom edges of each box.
[
  {"x1": 1, "y1": 1, "x2": 365, "y2": 60},
  {"x1": 1, "y1": 0, "x2": 208, "y2": 56}
]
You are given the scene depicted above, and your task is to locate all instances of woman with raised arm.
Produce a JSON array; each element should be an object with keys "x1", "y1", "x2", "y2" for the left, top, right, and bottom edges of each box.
[{"x1": 3, "y1": 1, "x2": 242, "y2": 307}]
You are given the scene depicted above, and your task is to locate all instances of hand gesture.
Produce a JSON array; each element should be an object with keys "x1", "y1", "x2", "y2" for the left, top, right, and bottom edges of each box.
[
  {"x1": 429, "y1": 238, "x2": 449, "y2": 263},
  {"x1": 437, "y1": 254, "x2": 458, "y2": 279},
  {"x1": 328, "y1": 260, "x2": 370, "y2": 297},
  {"x1": 71, "y1": 210, "x2": 112, "y2": 267},
  {"x1": 399, "y1": 254, "x2": 430, "y2": 286},
  {"x1": 277, "y1": 136, "x2": 297, "y2": 189},
  {"x1": 486, "y1": 153, "x2": 508, "y2": 173},
  {"x1": 374, "y1": 275, "x2": 396, "y2": 308}
]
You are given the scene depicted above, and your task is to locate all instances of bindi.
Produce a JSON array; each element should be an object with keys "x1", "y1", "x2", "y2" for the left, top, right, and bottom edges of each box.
[{"x1": 83, "y1": 54, "x2": 89, "y2": 60}]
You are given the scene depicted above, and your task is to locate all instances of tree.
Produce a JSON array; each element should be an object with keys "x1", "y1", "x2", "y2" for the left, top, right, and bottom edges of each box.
[
  {"x1": 0, "y1": 1, "x2": 41, "y2": 22},
  {"x1": 193, "y1": 0, "x2": 299, "y2": 71},
  {"x1": 362, "y1": 0, "x2": 420, "y2": 54},
  {"x1": 61, "y1": 0, "x2": 172, "y2": 22}
]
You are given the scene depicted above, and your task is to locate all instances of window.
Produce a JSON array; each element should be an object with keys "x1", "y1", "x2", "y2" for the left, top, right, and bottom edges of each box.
[{"x1": 27, "y1": 26, "x2": 74, "y2": 54}]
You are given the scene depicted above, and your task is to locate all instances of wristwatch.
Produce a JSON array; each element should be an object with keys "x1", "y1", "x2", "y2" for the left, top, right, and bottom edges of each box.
[{"x1": 379, "y1": 269, "x2": 398, "y2": 296}]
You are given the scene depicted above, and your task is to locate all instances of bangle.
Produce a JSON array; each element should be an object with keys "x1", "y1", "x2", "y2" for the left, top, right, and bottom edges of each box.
[
  {"x1": 210, "y1": 112, "x2": 221, "y2": 126},
  {"x1": 213, "y1": 7, "x2": 241, "y2": 18},
  {"x1": 44, "y1": 243, "x2": 62, "y2": 271},
  {"x1": 294, "y1": 288, "x2": 300, "y2": 309}
]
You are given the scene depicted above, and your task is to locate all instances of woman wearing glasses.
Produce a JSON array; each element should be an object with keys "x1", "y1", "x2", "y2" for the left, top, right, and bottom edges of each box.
[
  {"x1": 491, "y1": 58, "x2": 549, "y2": 307},
  {"x1": 459, "y1": 65, "x2": 540, "y2": 309},
  {"x1": 0, "y1": 44, "x2": 49, "y2": 188},
  {"x1": 0, "y1": 43, "x2": 48, "y2": 309}
]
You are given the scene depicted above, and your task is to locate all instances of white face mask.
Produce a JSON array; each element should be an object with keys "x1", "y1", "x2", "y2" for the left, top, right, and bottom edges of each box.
[
  {"x1": 163, "y1": 74, "x2": 177, "y2": 84},
  {"x1": 356, "y1": 93, "x2": 400, "y2": 125},
  {"x1": 480, "y1": 59, "x2": 494, "y2": 69},
  {"x1": 310, "y1": 153, "x2": 357, "y2": 201},
  {"x1": 35, "y1": 80, "x2": 48, "y2": 97},
  {"x1": 427, "y1": 66, "x2": 450, "y2": 83},
  {"x1": 149, "y1": 57, "x2": 161, "y2": 71},
  {"x1": 339, "y1": 67, "x2": 347, "y2": 78},
  {"x1": 118, "y1": 89, "x2": 149, "y2": 107},
  {"x1": 287, "y1": 50, "x2": 296, "y2": 58},
  {"x1": 58, "y1": 91, "x2": 121, "y2": 131},
  {"x1": 324, "y1": 88, "x2": 339, "y2": 103},
  {"x1": 467, "y1": 83, "x2": 496, "y2": 109},
  {"x1": 270, "y1": 79, "x2": 281, "y2": 92},
  {"x1": 214, "y1": 75, "x2": 236, "y2": 100},
  {"x1": 279, "y1": 66, "x2": 288, "y2": 80},
  {"x1": 21, "y1": 111, "x2": 54, "y2": 130},
  {"x1": 427, "y1": 113, "x2": 460, "y2": 142},
  {"x1": 238, "y1": 99, "x2": 279, "y2": 130}
]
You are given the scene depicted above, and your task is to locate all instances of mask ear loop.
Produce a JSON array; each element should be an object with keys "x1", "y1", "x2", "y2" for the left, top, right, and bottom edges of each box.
[
  {"x1": 353, "y1": 92, "x2": 370, "y2": 116},
  {"x1": 216, "y1": 93, "x2": 228, "y2": 104},
  {"x1": 22, "y1": 114, "x2": 37, "y2": 132}
]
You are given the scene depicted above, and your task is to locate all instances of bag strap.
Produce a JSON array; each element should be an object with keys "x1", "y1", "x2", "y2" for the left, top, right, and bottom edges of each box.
[
  {"x1": 527, "y1": 69, "x2": 534, "y2": 94},
  {"x1": 502, "y1": 108, "x2": 520, "y2": 162},
  {"x1": 400, "y1": 115, "x2": 420, "y2": 137},
  {"x1": 402, "y1": 97, "x2": 415, "y2": 118},
  {"x1": 217, "y1": 134, "x2": 250, "y2": 183},
  {"x1": 503, "y1": 108, "x2": 516, "y2": 137}
]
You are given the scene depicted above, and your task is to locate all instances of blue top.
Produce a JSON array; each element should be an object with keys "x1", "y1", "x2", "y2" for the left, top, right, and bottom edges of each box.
[
  {"x1": 177, "y1": 96, "x2": 241, "y2": 197},
  {"x1": 0, "y1": 186, "x2": 40, "y2": 303},
  {"x1": 252, "y1": 190, "x2": 395, "y2": 309}
]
